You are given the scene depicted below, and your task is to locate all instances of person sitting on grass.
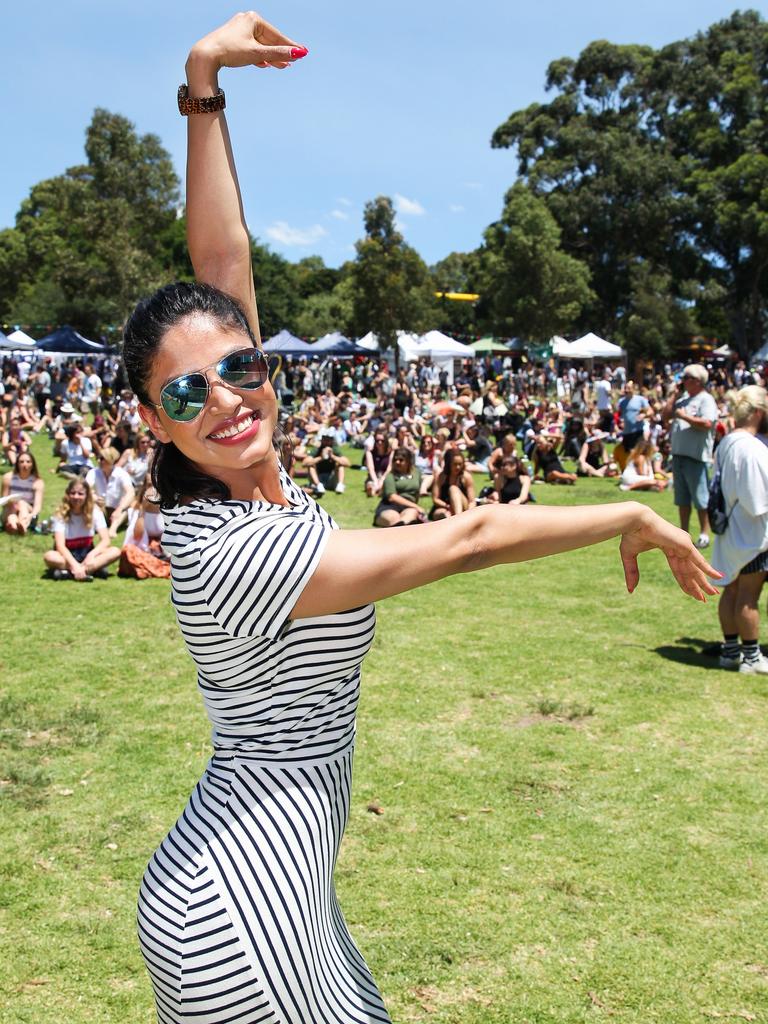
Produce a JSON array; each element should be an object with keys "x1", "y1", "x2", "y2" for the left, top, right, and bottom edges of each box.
[
  {"x1": 85, "y1": 447, "x2": 136, "y2": 537},
  {"x1": 2, "y1": 450, "x2": 44, "y2": 534},
  {"x1": 304, "y1": 433, "x2": 350, "y2": 495},
  {"x1": 430, "y1": 449, "x2": 476, "y2": 520},
  {"x1": 55, "y1": 423, "x2": 95, "y2": 479},
  {"x1": 619, "y1": 439, "x2": 665, "y2": 492},
  {"x1": 532, "y1": 434, "x2": 577, "y2": 484},
  {"x1": 414, "y1": 433, "x2": 439, "y2": 495},
  {"x1": 374, "y1": 447, "x2": 425, "y2": 527},
  {"x1": 118, "y1": 479, "x2": 171, "y2": 580},
  {"x1": 491, "y1": 453, "x2": 531, "y2": 505},
  {"x1": 43, "y1": 478, "x2": 121, "y2": 581},
  {"x1": 488, "y1": 431, "x2": 520, "y2": 479},
  {"x1": 364, "y1": 431, "x2": 393, "y2": 497},
  {"x1": 117, "y1": 432, "x2": 154, "y2": 490},
  {"x1": 577, "y1": 433, "x2": 617, "y2": 478},
  {"x1": 2, "y1": 415, "x2": 31, "y2": 468}
]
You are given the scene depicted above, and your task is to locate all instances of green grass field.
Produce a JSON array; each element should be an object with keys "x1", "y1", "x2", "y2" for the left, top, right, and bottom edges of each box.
[{"x1": 2, "y1": 434, "x2": 767, "y2": 1023}]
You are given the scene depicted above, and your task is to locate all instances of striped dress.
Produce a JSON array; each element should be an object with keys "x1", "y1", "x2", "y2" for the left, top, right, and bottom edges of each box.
[{"x1": 137, "y1": 467, "x2": 391, "y2": 1024}]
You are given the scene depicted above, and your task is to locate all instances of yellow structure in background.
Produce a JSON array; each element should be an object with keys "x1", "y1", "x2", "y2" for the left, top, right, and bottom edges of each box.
[{"x1": 434, "y1": 292, "x2": 480, "y2": 302}]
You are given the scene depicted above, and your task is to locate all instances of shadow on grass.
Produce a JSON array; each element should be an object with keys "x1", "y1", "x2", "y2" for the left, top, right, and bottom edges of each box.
[{"x1": 653, "y1": 635, "x2": 723, "y2": 670}]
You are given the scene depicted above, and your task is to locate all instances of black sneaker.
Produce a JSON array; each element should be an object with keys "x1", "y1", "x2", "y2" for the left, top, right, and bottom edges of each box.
[
  {"x1": 52, "y1": 569, "x2": 71, "y2": 581},
  {"x1": 93, "y1": 568, "x2": 110, "y2": 580}
]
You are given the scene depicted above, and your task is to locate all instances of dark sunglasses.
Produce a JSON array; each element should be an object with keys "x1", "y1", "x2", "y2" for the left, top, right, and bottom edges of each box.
[{"x1": 154, "y1": 347, "x2": 269, "y2": 422}]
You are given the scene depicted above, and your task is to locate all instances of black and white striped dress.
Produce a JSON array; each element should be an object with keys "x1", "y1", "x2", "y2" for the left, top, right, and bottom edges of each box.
[{"x1": 137, "y1": 468, "x2": 391, "y2": 1023}]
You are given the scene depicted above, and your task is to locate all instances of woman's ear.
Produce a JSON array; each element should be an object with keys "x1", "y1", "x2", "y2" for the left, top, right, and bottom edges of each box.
[{"x1": 138, "y1": 403, "x2": 171, "y2": 445}]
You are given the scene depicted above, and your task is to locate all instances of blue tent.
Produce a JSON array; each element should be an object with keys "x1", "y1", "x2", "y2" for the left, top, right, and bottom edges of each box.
[
  {"x1": 313, "y1": 332, "x2": 366, "y2": 356},
  {"x1": 35, "y1": 326, "x2": 107, "y2": 354},
  {"x1": 263, "y1": 329, "x2": 315, "y2": 355}
]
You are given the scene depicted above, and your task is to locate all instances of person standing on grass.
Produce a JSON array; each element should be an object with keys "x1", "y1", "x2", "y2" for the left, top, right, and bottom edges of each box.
[
  {"x1": 712, "y1": 386, "x2": 768, "y2": 674},
  {"x1": 121, "y1": 13, "x2": 720, "y2": 1024},
  {"x1": 662, "y1": 364, "x2": 718, "y2": 550}
]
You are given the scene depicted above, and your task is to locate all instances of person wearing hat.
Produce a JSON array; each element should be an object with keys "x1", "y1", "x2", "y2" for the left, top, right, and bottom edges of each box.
[
  {"x1": 85, "y1": 447, "x2": 136, "y2": 537},
  {"x1": 662, "y1": 363, "x2": 719, "y2": 549}
]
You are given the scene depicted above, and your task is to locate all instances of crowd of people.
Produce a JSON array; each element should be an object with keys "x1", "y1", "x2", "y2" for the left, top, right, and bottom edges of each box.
[{"x1": 2, "y1": 350, "x2": 768, "y2": 629}]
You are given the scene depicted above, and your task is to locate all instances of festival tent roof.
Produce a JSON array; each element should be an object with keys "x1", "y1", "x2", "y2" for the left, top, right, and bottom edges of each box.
[
  {"x1": 8, "y1": 329, "x2": 38, "y2": 347},
  {"x1": 263, "y1": 329, "x2": 314, "y2": 354},
  {"x1": 551, "y1": 335, "x2": 576, "y2": 356},
  {"x1": 471, "y1": 336, "x2": 511, "y2": 354},
  {"x1": 712, "y1": 343, "x2": 735, "y2": 358},
  {"x1": 567, "y1": 332, "x2": 625, "y2": 359},
  {"x1": 418, "y1": 330, "x2": 475, "y2": 358},
  {"x1": 35, "y1": 326, "x2": 106, "y2": 353},
  {"x1": 313, "y1": 332, "x2": 366, "y2": 355},
  {"x1": 356, "y1": 331, "x2": 379, "y2": 351},
  {"x1": 1, "y1": 329, "x2": 37, "y2": 350},
  {"x1": 397, "y1": 332, "x2": 423, "y2": 357}
]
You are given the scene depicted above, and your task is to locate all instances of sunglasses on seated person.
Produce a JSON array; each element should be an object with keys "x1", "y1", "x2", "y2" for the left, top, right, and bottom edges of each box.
[{"x1": 151, "y1": 347, "x2": 269, "y2": 423}]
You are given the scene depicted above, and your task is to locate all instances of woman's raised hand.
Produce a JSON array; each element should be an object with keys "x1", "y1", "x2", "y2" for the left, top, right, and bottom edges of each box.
[
  {"x1": 190, "y1": 11, "x2": 308, "y2": 72},
  {"x1": 619, "y1": 508, "x2": 722, "y2": 601}
]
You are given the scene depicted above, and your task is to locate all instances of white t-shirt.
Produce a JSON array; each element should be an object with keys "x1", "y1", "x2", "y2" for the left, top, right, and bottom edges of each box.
[
  {"x1": 83, "y1": 373, "x2": 102, "y2": 400},
  {"x1": 712, "y1": 431, "x2": 768, "y2": 585},
  {"x1": 595, "y1": 379, "x2": 613, "y2": 411},
  {"x1": 85, "y1": 465, "x2": 133, "y2": 508},
  {"x1": 53, "y1": 508, "x2": 107, "y2": 549},
  {"x1": 61, "y1": 436, "x2": 94, "y2": 467}
]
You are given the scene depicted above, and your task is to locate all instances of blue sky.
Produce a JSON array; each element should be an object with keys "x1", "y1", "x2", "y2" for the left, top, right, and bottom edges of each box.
[{"x1": 3, "y1": 1, "x2": 766, "y2": 268}]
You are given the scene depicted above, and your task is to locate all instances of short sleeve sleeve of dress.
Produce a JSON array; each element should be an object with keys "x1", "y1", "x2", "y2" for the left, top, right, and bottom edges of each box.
[{"x1": 198, "y1": 507, "x2": 330, "y2": 641}]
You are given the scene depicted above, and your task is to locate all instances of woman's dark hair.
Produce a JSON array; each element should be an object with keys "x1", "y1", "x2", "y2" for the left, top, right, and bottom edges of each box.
[
  {"x1": 15, "y1": 450, "x2": 39, "y2": 478},
  {"x1": 392, "y1": 446, "x2": 413, "y2": 471},
  {"x1": 122, "y1": 281, "x2": 281, "y2": 507}
]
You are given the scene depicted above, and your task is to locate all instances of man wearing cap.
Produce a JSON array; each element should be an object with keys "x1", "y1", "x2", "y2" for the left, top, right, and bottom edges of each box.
[{"x1": 662, "y1": 364, "x2": 718, "y2": 549}]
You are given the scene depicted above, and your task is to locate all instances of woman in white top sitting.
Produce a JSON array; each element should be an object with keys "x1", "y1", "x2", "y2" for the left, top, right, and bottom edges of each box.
[
  {"x1": 117, "y1": 432, "x2": 154, "y2": 489},
  {"x1": 85, "y1": 447, "x2": 136, "y2": 537},
  {"x1": 55, "y1": 423, "x2": 94, "y2": 478},
  {"x1": 1, "y1": 450, "x2": 44, "y2": 534},
  {"x1": 43, "y1": 478, "x2": 121, "y2": 581},
  {"x1": 619, "y1": 439, "x2": 664, "y2": 492},
  {"x1": 712, "y1": 385, "x2": 768, "y2": 674}
]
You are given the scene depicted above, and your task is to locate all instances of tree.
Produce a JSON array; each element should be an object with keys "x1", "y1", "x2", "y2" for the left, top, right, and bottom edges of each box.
[
  {"x1": 489, "y1": 12, "x2": 768, "y2": 357},
  {"x1": 2, "y1": 109, "x2": 180, "y2": 335},
  {"x1": 477, "y1": 184, "x2": 593, "y2": 342},
  {"x1": 430, "y1": 251, "x2": 481, "y2": 337},
  {"x1": 349, "y1": 196, "x2": 437, "y2": 359}
]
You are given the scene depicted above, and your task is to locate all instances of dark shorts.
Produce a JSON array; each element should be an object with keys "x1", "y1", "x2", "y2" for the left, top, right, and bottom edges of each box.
[{"x1": 740, "y1": 550, "x2": 768, "y2": 576}]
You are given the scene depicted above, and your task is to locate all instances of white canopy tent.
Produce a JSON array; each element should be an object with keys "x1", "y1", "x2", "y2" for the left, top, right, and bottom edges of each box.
[
  {"x1": 551, "y1": 335, "x2": 576, "y2": 357},
  {"x1": 7, "y1": 329, "x2": 38, "y2": 349},
  {"x1": 356, "y1": 331, "x2": 379, "y2": 352},
  {"x1": 396, "y1": 332, "x2": 423, "y2": 360},
  {"x1": 567, "y1": 332, "x2": 625, "y2": 360},
  {"x1": 417, "y1": 330, "x2": 475, "y2": 358}
]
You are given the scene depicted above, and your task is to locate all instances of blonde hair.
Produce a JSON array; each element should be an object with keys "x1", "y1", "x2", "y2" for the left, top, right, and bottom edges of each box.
[
  {"x1": 629, "y1": 438, "x2": 656, "y2": 463},
  {"x1": 56, "y1": 478, "x2": 94, "y2": 529},
  {"x1": 732, "y1": 385, "x2": 768, "y2": 428}
]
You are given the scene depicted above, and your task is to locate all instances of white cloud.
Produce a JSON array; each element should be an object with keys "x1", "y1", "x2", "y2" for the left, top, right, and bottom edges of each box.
[
  {"x1": 330, "y1": 209, "x2": 349, "y2": 221},
  {"x1": 394, "y1": 216, "x2": 407, "y2": 234},
  {"x1": 463, "y1": 181, "x2": 482, "y2": 191},
  {"x1": 337, "y1": 197, "x2": 352, "y2": 207},
  {"x1": 394, "y1": 193, "x2": 426, "y2": 216},
  {"x1": 265, "y1": 221, "x2": 327, "y2": 247},
  {"x1": 449, "y1": 204, "x2": 465, "y2": 213}
]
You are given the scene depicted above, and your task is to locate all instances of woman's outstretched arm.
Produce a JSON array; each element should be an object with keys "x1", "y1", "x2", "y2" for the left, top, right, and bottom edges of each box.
[
  {"x1": 184, "y1": 13, "x2": 307, "y2": 339},
  {"x1": 292, "y1": 501, "x2": 721, "y2": 619}
]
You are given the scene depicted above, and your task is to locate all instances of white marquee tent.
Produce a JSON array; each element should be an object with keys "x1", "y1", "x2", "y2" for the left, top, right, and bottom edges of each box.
[{"x1": 568, "y1": 332, "x2": 625, "y2": 359}]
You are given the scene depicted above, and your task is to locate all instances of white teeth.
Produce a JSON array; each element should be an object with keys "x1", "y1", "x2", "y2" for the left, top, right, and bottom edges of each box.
[{"x1": 210, "y1": 415, "x2": 254, "y2": 440}]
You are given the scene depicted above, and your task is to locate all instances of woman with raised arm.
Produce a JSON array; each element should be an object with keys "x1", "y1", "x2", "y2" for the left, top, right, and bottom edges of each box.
[{"x1": 122, "y1": 14, "x2": 720, "y2": 1024}]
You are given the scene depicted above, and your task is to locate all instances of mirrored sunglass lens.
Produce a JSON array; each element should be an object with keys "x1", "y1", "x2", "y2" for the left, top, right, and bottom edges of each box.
[
  {"x1": 161, "y1": 375, "x2": 208, "y2": 421},
  {"x1": 219, "y1": 350, "x2": 267, "y2": 389}
]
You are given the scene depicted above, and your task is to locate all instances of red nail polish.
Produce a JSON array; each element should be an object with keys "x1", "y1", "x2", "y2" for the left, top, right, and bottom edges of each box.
[{"x1": 291, "y1": 46, "x2": 308, "y2": 59}]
